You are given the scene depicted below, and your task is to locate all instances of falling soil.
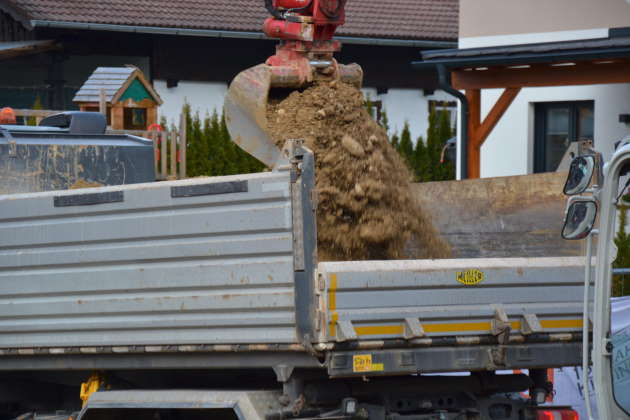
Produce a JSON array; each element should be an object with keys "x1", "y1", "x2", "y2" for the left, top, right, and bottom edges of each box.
[{"x1": 267, "y1": 81, "x2": 451, "y2": 261}]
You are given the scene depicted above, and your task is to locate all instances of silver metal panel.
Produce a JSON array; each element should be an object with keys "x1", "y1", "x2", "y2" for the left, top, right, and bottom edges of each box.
[
  {"x1": 80, "y1": 390, "x2": 283, "y2": 420},
  {"x1": 0, "y1": 172, "x2": 297, "y2": 348},
  {"x1": 318, "y1": 257, "x2": 589, "y2": 342}
]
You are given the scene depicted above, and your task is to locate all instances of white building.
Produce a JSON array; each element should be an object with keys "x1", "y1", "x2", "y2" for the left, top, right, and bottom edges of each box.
[{"x1": 420, "y1": 0, "x2": 630, "y2": 179}]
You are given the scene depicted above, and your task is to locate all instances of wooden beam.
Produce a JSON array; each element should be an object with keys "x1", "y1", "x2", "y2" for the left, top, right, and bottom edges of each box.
[
  {"x1": 452, "y1": 60, "x2": 630, "y2": 90},
  {"x1": 0, "y1": 41, "x2": 60, "y2": 60},
  {"x1": 476, "y1": 87, "x2": 521, "y2": 145},
  {"x1": 463, "y1": 88, "x2": 521, "y2": 179},
  {"x1": 466, "y1": 89, "x2": 481, "y2": 179}
]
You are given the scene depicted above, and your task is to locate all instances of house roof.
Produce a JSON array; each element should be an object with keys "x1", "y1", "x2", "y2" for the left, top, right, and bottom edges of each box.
[
  {"x1": 73, "y1": 67, "x2": 163, "y2": 105},
  {"x1": 414, "y1": 36, "x2": 630, "y2": 70},
  {"x1": 7, "y1": 0, "x2": 458, "y2": 42}
]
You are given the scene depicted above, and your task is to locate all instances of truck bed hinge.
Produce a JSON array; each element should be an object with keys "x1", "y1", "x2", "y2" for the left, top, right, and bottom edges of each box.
[
  {"x1": 336, "y1": 320, "x2": 358, "y2": 342},
  {"x1": 404, "y1": 317, "x2": 426, "y2": 339},
  {"x1": 522, "y1": 314, "x2": 543, "y2": 335},
  {"x1": 491, "y1": 306, "x2": 511, "y2": 345}
]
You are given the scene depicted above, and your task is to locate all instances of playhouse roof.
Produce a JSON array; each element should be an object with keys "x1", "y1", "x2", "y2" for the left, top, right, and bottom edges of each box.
[{"x1": 73, "y1": 66, "x2": 163, "y2": 105}]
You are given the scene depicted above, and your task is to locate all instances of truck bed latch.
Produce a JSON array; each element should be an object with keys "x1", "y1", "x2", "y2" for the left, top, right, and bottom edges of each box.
[{"x1": 491, "y1": 307, "x2": 512, "y2": 345}]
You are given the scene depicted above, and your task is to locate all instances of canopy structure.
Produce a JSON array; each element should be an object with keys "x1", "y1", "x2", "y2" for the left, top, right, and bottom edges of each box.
[
  {"x1": 414, "y1": 34, "x2": 630, "y2": 178},
  {"x1": 0, "y1": 40, "x2": 59, "y2": 60}
]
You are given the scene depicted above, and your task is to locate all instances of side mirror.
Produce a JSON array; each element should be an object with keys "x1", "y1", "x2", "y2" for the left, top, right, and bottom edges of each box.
[
  {"x1": 564, "y1": 155, "x2": 595, "y2": 195},
  {"x1": 562, "y1": 200, "x2": 598, "y2": 240}
]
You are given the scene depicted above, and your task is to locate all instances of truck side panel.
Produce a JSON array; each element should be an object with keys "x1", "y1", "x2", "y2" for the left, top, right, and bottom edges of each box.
[
  {"x1": 318, "y1": 258, "x2": 587, "y2": 343},
  {"x1": 0, "y1": 172, "x2": 298, "y2": 348}
]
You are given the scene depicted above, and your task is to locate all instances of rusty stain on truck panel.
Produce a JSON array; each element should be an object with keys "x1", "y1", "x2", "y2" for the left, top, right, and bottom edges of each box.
[{"x1": 0, "y1": 142, "x2": 154, "y2": 195}]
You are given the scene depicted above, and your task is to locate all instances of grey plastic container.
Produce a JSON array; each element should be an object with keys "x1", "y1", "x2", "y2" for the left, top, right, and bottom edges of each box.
[{"x1": 0, "y1": 125, "x2": 155, "y2": 194}]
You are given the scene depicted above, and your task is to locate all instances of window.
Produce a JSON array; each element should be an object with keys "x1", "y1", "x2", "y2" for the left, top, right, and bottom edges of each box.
[
  {"x1": 534, "y1": 101, "x2": 594, "y2": 173},
  {"x1": 123, "y1": 108, "x2": 147, "y2": 130},
  {"x1": 429, "y1": 100, "x2": 457, "y2": 127},
  {"x1": 366, "y1": 100, "x2": 384, "y2": 123}
]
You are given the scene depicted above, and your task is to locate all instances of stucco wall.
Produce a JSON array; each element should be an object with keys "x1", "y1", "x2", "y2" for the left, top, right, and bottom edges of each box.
[
  {"x1": 460, "y1": 0, "x2": 630, "y2": 38},
  {"x1": 477, "y1": 84, "x2": 630, "y2": 178},
  {"x1": 155, "y1": 80, "x2": 453, "y2": 142}
]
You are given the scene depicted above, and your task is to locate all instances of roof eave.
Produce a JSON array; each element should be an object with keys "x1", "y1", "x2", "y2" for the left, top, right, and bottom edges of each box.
[
  {"x1": 30, "y1": 20, "x2": 457, "y2": 48},
  {"x1": 414, "y1": 36, "x2": 630, "y2": 70},
  {"x1": 413, "y1": 46, "x2": 630, "y2": 70},
  {"x1": 1, "y1": 1, "x2": 32, "y2": 30}
]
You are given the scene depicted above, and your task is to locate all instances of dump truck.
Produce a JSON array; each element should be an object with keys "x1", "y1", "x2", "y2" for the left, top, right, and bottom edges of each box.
[
  {"x1": 0, "y1": 131, "x2": 628, "y2": 419},
  {"x1": 1, "y1": 0, "x2": 629, "y2": 418}
]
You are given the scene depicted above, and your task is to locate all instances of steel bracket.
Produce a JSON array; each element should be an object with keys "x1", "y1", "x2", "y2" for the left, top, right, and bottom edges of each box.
[
  {"x1": 404, "y1": 317, "x2": 425, "y2": 339},
  {"x1": 336, "y1": 320, "x2": 358, "y2": 342},
  {"x1": 491, "y1": 307, "x2": 511, "y2": 345},
  {"x1": 522, "y1": 314, "x2": 543, "y2": 335},
  {"x1": 273, "y1": 364, "x2": 295, "y2": 383}
]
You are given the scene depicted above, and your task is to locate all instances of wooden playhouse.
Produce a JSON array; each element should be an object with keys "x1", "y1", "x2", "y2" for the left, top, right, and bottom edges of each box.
[{"x1": 73, "y1": 66, "x2": 163, "y2": 130}]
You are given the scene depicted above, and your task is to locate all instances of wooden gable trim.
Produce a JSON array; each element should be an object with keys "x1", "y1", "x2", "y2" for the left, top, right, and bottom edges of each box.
[{"x1": 111, "y1": 68, "x2": 164, "y2": 105}]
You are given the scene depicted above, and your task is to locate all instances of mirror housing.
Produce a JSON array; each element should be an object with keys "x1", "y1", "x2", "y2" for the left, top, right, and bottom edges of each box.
[
  {"x1": 562, "y1": 200, "x2": 598, "y2": 240},
  {"x1": 564, "y1": 155, "x2": 595, "y2": 196}
]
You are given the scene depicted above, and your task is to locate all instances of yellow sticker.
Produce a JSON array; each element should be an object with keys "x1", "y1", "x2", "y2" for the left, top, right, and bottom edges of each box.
[
  {"x1": 456, "y1": 269, "x2": 485, "y2": 285},
  {"x1": 353, "y1": 355, "x2": 384, "y2": 373}
]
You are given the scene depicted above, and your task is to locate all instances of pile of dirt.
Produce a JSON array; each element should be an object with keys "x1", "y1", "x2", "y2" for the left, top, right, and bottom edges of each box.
[{"x1": 267, "y1": 81, "x2": 451, "y2": 261}]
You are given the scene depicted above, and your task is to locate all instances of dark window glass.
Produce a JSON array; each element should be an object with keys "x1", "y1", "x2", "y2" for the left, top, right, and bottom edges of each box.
[
  {"x1": 534, "y1": 101, "x2": 594, "y2": 173},
  {"x1": 123, "y1": 108, "x2": 147, "y2": 130}
]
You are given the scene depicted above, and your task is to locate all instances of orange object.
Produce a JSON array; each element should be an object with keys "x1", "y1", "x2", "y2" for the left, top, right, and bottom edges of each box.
[{"x1": 0, "y1": 107, "x2": 16, "y2": 124}]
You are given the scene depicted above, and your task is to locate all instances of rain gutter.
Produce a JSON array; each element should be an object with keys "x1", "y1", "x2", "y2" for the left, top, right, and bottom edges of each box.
[
  {"x1": 30, "y1": 20, "x2": 456, "y2": 48},
  {"x1": 436, "y1": 64, "x2": 468, "y2": 179}
]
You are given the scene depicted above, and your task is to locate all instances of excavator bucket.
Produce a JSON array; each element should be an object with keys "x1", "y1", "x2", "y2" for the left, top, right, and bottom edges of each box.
[{"x1": 224, "y1": 63, "x2": 363, "y2": 169}]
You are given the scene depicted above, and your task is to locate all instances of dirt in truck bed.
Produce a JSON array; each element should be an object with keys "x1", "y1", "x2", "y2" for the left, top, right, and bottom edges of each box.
[{"x1": 267, "y1": 81, "x2": 451, "y2": 261}]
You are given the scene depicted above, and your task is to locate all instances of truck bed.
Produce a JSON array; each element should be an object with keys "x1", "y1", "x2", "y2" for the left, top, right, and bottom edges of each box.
[
  {"x1": 0, "y1": 171, "x2": 298, "y2": 348},
  {"x1": 0, "y1": 165, "x2": 587, "y2": 374}
]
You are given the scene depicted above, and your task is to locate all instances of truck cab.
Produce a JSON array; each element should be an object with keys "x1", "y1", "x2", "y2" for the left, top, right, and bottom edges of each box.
[{"x1": 561, "y1": 144, "x2": 630, "y2": 419}]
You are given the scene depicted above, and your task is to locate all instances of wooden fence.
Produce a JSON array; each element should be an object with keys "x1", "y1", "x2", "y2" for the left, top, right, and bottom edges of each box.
[
  {"x1": 13, "y1": 109, "x2": 187, "y2": 180},
  {"x1": 13, "y1": 109, "x2": 59, "y2": 125},
  {"x1": 110, "y1": 119, "x2": 187, "y2": 180}
]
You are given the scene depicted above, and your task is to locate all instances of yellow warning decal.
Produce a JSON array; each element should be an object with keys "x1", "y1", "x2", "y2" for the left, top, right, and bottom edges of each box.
[
  {"x1": 353, "y1": 354, "x2": 384, "y2": 373},
  {"x1": 456, "y1": 269, "x2": 485, "y2": 285}
]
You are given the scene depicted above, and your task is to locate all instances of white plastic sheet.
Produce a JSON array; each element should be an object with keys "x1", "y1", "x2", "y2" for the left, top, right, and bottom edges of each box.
[{"x1": 551, "y1": 296, "x2": 630, "y2": 417}]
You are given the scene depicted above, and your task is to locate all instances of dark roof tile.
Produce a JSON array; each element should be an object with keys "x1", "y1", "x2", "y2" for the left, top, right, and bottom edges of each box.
[{"x1": 12, "y1": 0, "x2": 458, "y2": 41}]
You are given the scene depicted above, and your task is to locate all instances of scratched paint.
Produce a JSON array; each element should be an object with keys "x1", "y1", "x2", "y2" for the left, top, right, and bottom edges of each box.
[{"x1": 0, "y1": 142, "x2": 155, "y2": 194}]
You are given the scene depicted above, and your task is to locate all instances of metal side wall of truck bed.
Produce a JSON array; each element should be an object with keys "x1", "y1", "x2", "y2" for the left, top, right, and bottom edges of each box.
[
  {"x1": 0, "y1": 171, "x2": 298, "y2": 348},
  {"x1": 318, "y1": 258, "x2": 588, "y2": 343}
]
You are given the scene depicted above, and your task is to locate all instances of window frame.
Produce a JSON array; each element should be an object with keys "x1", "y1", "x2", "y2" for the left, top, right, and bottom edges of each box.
[{"x1": 534, "y1": 100, "x2": 594, "y2": 173}]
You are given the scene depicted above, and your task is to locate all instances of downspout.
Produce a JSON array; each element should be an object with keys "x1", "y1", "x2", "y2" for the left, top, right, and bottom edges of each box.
[{"x1": 436, "y1": 64, "x2": 468, "y2": 179}]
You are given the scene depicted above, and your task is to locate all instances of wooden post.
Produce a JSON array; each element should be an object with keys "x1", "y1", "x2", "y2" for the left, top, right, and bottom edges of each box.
[
  {"x1": 161, "y1": 131, "x2": 167, "y2": 180},
  {"x1": 466, "y1": 89, "x2": 481, "y2": 179},
  {"x1": 99, "y1": 89, "x2": 107, "y2": 116},
  {"x1": 111, "y1": 104, "x2": 124, "y2": 130},
  {"x1": 147, "y1": 107, "x2": 157, "y2": 129},
  {"x1": 464, "y1": 88, "x2": 520, "y2": 179},
  {"x1": 151, "y1": 131, "x2": 159, "y2": 180},
  {"x1": 179, "y1": 113, "x2": 187, "y2": 179},
  {"x1": 170, "y1": 130, "x2": 177, "y2": 179}
]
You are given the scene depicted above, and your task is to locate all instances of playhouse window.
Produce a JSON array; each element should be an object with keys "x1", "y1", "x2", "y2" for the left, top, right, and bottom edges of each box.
[{"x1": 124, "y1": 108, "x2": 147, "y2": 130}]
